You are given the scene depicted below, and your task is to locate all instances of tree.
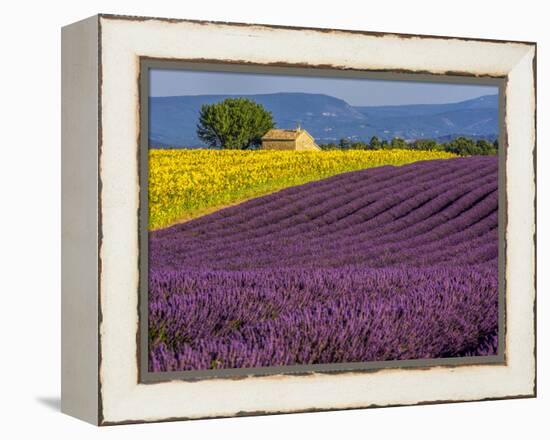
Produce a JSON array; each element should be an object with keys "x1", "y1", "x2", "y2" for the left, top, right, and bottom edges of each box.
[
  {"x1": 369, "y1": 136, "x2": 381, "y2": 149},
  {"x1": 411, "y1": 139, "x2": 439, "y2": 151},
  {"x1": 339, "y1": 138, "x2": 352, "y2": 149},
  {"x1": 475, "y1": 139, "x2": 497, "y2": 155},
  {"x1": 196, "y1": 98, "x2": 274, "y2": 149},
  {"x1": 390, "y1": 137, "x2": 408, "y2": 149},
  {"x1": 351, "y1": 141, "x2": 369, "y2": 150},
  {"x1": 444, "y1": 136, "x2": 478, "y2": 156}
]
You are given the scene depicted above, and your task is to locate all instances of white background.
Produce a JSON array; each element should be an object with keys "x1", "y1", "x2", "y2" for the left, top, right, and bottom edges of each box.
[{"x1": 0, "y1": 0, "x2": 546, "y2": 438}]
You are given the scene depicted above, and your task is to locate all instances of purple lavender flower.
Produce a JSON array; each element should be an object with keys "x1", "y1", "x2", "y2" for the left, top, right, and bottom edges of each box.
[{"x1": 148, "y1": 156, "x2": 499, "y2": 372}]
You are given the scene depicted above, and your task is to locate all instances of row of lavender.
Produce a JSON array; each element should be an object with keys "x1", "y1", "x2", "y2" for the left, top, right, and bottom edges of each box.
[{"x1": 149, "y1": 156, "x2": 499, "y2": 371}]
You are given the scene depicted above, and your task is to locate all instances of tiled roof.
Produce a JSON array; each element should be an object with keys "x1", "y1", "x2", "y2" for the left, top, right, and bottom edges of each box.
[{"x1": 262, "y1": 129, "x2": 302, "y2": 140}]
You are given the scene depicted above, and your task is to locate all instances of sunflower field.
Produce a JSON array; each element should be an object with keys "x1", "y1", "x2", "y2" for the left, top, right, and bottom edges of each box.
[{"x1": 148, "y1": 148, "x2": 457, "y2": 229}]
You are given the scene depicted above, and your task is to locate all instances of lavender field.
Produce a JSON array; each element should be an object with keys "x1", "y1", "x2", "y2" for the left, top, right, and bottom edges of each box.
[{"x1": 149, "y1": 156, "x2": 499, "y2": 372}]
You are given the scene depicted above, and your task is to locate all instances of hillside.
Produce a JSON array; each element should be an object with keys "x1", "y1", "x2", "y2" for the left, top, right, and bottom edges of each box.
[
  {"x1": 149, "y1": 156, "x2": 499, "y2": 371},
  {"x1": 148, "y1": 148, "x2": 456, "y2": 229},
  {"x1": 149, "y1": 93, "x2": 498, "y2": 147}
]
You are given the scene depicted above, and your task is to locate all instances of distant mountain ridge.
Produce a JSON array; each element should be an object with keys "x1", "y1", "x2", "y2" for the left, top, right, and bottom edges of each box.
[{"x1": 149, "y1": 93, "x2": 498, "y2": 147}]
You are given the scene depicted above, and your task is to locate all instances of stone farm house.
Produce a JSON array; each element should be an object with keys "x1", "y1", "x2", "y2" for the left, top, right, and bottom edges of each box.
[{"x1": 261, "y1": 127, "x2": 320, "y2": 151}]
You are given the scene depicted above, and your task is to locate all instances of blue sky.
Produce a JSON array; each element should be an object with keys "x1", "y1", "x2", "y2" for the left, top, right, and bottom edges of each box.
[{"x1": 150, "y1": 69, "x2": 498, "y2": 107}]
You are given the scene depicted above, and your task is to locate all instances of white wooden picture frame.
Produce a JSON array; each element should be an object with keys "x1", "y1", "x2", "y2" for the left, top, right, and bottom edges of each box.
[{"x1": 61, "y1": 14, "x2": 536, "y2": 425}]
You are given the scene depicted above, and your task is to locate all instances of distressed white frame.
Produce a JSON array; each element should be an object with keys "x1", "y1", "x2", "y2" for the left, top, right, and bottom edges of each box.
[{"x1": 62, "y1": 14, "x2": 536, "y2": 425}]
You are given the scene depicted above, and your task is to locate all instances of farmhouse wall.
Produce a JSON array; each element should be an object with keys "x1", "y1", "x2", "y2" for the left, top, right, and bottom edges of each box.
[
  {"x1": 295, "y1": 134, "x2": 320, "y2": 151},
  {"x1": 262, "y1": 140, "x2": 297, "y2": 150}
]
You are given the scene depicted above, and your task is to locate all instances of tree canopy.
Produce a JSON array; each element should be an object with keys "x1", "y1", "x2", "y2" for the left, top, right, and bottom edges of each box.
[
  {"x1": 196, "y1": 98, "x2": 275, "y2": 149},
  {"x1": 445, "y1": 137, "x2": 497, "y2": 156},
  {"x1": 319, "y1": 136, "x2": 498, "y2": 156}
]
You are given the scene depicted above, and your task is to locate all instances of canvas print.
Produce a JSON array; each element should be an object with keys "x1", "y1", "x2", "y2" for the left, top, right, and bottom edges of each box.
[{"x1": 146, "y1": 68, "x2": 500, "y2": 373}]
